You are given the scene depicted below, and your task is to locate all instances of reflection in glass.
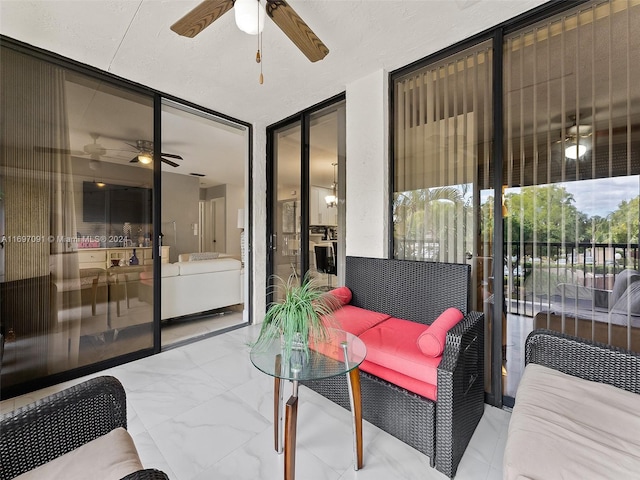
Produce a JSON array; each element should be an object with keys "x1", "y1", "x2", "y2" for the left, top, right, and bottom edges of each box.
[
  {"x1": 392, "y1": 41, "x2": 494, "y2": 393},
  {"x1": 0, "y1": 47, "x2": 154, "y2": 395},
  {"x1": 272, "y1": 123, "x2": 302, "y2": 300},
  {"x1": 503, "y1": 0, "x2": 640, "y2": 398}
]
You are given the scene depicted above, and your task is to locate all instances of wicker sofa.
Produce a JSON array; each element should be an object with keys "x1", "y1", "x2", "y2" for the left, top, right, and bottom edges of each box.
[
  {"x1": 504, "y1": 330, "x2": 640, "y2": 479},
  {"x1": 304, "y1": 256, "x2": 484, "y2": 478},
  {"x1": 0, "y1": 376, "x2": 168, "y2": 480}
]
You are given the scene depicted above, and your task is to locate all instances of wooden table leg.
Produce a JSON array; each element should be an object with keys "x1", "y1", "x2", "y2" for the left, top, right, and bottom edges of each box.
[
  {"x1": 347, "y1": 367, "x2": 363, "y2": 470},
  {"x1": 284, "y1": 395, "x2": 298, "y2": 480}
]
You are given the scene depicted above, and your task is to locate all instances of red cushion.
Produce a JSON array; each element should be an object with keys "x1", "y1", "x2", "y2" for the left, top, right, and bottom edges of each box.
[
  {"x1": 416, "y1": 308, "x2": 464, "y2": 357},
  {"x1": 323, "y1": 305, "x2": 390, "y2": 336},
  {"x1": 360, "y1": 360, "x2": 438, "y2": 401},
  {"x1": 358, "y1": 317, "x2": 440, "y2": 386},
  {"x1": 328, "y1": 286, "x2": 352, "y2": 306}
]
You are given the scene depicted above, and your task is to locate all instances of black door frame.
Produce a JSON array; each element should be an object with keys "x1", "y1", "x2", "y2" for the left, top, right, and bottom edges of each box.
[{"x1": 266, "y1": 93, "x2": 346, "y2": 306}]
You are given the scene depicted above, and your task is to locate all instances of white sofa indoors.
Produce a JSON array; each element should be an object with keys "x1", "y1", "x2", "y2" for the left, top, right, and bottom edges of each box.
[{"x1": 139, "y1": 256, "x2": 243, "y2": 320}]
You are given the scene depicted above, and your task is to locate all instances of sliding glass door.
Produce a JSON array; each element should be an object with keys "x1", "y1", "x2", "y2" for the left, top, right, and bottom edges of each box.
[
  {"x1": 502, "y1": 0, "x2": 640, "y2": 398},
  {"x1": 267, "y1": 97, "x2": 346, "y2": 303},
  {"x1": 392, "y1": 41, "x2": 496, "y2": 396},
  {"x1": 159, "y1": 100, "x2": 250, "y2": 345},
  {"x1": 1, "y1": 46, "x2": 155, "y2": 396}
]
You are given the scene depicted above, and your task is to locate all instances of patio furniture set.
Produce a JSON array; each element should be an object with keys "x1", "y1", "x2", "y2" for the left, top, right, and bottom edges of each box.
[{"x1": 4, "y1": 256, "x2": 637, "y2": 479}]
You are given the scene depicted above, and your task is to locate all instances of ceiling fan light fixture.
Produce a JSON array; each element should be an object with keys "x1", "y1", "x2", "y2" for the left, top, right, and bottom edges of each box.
[
  {"x1": 235, "y1": 0, "x2": 265, "y2": 35},
  {"x1": 324, "y1": 194, "x2": 337, "y2": 208},
  {"x1": 565, "y1": 143, "x2": 587, "y2": 160},
  {"x1": 138, "y1": 152, "x2": 153, "y2": 164}
]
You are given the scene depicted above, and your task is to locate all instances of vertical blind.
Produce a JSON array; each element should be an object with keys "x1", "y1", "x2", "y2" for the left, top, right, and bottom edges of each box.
[
  {"x1": 503, "y1": 0, "x2": 640, "y2": 351},
  {"x1": 393, "y1": 41, "x2": 493, "y2": 264}
]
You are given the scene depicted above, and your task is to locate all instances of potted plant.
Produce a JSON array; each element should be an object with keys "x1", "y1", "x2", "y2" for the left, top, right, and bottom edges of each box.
[{"x1": 253, "y1": 273, "x2": 341, "y2": 359}]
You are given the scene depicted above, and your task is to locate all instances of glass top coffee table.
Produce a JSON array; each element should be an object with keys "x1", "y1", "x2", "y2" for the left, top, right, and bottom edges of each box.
[{"x1": 250, "y1": 328, "x2": 366, "y2": 480}]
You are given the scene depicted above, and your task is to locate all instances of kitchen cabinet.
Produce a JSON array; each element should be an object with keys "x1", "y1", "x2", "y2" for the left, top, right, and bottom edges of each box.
[{"x1": 78, "y1": 247, "x2": 153, "y2": 270}]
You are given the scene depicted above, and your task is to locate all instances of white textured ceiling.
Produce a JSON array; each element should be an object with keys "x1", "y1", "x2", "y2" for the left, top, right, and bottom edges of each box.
[{"x1": 0, "y1": 0, "x2": 549, "y2": 126}]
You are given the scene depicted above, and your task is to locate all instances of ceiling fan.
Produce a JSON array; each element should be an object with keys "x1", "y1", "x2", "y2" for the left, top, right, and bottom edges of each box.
[
  {"x1": 34, "y1": 132, "x2": 117, "y2": 162},
  {"x1": 552, "y1": 116, "x2": 593, "y2": 160},
  {"x1": 127, "y1": 140, "x2": 183, "y2": 168},
  {"x1": 170, "y1": 0, "x2": 329, "y2": 63}
]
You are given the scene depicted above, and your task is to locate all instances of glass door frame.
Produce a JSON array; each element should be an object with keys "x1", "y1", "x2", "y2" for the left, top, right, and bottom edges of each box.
[
  {"x1": 388, "y1": 1, "x2": 593, "y2": 408},
  {"x1": 266, "y1": 93, "x2": 346, "y2": 306},
  {"x1": 0, "y1": 35, "x2": 253, "y2": 399}
]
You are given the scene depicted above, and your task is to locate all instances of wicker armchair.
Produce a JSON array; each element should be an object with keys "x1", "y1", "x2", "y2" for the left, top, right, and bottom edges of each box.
[
  {"x1": 525, "y1": 329, "x2": 640, "y2": 394},
  {"x1": 303, "y1": 256, "x2": 484, "y2": 478},
  {"x1": 0, "y1": 376, "x2": 169, "y2": 480}
]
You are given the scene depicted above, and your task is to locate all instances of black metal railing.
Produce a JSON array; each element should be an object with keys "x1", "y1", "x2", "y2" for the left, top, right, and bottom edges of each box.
[{"x1": 503, "y1": 241, "x2": 639, "y2": 316}]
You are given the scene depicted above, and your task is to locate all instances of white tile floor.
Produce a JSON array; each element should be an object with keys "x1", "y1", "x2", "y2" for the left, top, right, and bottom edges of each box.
[{"x1": 1, "y1": 324, "x2": 510, "y2": 480}]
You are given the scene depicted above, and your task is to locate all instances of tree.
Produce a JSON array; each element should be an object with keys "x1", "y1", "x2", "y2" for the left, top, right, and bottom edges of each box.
[
  {"x1": 504, "y1": 185, "x2": 588, "y2": 245},
  {"x1": 394, "y1": 186, "x2": 470, "y2": 260},
  {"x1": 608, "y1": 196, "x2": 640, "y2": 244}
]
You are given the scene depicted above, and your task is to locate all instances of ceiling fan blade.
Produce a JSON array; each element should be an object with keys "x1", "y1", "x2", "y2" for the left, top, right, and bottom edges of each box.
[
  {"x1": 170, "y1": 0, "x2": 234, "y2": 38},
  {"x1": 266, "y1": 1, "x2": 329, "y2": 63},
  {"x1": 160, "y1": 153, "x2": 183, "y2": 160},
  {"x1": 161, "y1": 157, "x2": 180, "y2": 168},
  {"x1": 34, "y1": 146, "x2": 85, "y2": 155}
]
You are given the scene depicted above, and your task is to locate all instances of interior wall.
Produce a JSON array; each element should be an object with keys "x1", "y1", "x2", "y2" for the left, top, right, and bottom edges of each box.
[
  {"x1": 345, "y1": 69, "x2": 389, "y2": 258},
  {"x1": 225, "y1": 183, "x2": 243, "y2": 257},
  {"x1": 162, "y1": 171, "x2": 199, "y2": 262},
  {"x1": 202, "y1": 183, "x2": 243, "y2": 257}
]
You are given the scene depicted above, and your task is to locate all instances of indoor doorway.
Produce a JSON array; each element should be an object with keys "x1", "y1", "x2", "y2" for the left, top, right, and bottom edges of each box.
[{"x1": 160, "y1": 100, "x2": 250, "y2": 347}]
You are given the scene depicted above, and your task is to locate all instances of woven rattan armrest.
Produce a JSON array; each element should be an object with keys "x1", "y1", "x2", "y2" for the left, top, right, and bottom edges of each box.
[
  {"x1": 435, "y1": 311, "x2": 485, "y2": 478},
  {"x1": 525, "y1": 329, "x2": 640, "y2": 395},
  {"x1": 120, "y1": 469, "x2": 170, "y2": 480},
  {"x1": 0, "y1": 376, "x2": 127, "y2": 480}
]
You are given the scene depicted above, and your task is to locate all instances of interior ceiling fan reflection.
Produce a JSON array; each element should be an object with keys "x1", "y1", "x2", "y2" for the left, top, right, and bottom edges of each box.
[
  {"x1": 127, "y1": 140, "x2": 183, "y2": 168},
  {"x1": 34, "y1": 132, "x2": 121, "y2": 162}
]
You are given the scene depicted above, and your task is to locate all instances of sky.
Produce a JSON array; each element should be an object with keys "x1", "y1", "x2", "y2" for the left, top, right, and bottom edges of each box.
[
  {"x1": 478, "y1": 175, "x2": 639, "y2": 218},
  {"x1": 562, "y1": 175, "x2": 639, "y2": 218}
]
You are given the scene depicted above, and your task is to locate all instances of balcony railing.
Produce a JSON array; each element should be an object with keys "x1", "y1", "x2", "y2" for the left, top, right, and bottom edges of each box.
[{"x1": 504, "y1": 242, "x2": 639, "y2": 317}]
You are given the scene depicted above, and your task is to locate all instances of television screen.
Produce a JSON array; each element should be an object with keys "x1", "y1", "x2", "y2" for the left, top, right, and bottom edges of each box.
[{"x1": 83, "y1": 181, "x2": 151, "y2": 224}]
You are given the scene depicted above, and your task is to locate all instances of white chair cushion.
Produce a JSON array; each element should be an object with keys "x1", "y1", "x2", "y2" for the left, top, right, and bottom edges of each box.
[
  {"x1": 15, "y1": 427, "x2": 143, "y2": 480},
  {"x1": 504, "y1": 363, "x2": 640, "y2": 480}
]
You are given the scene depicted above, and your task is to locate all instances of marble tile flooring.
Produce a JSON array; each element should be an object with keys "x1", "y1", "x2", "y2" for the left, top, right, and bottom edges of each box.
[
  {"x1": 1, "y1": 324, "x2": 511, "y2": 480},
  {"x1": 161, "y1": 309, "x2": 245, "y2": 347}
]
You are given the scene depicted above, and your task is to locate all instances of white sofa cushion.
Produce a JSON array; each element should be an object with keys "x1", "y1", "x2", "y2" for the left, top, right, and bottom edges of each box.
[
  {"x1": 178, "y1": 258, "x2": 241, "y2": 275},
  {"x1": 161, "y1": 263, "x2": 180, "y2": 278},
  {"x1": 504, "y1": 363, "x2": 640, "y2": 480},
  {"x1": 178, "y1": 252, "x2": 230, "y2": 262},
  {"x1": 15, "y1": 427, "x2": 142, "y2": 480}
]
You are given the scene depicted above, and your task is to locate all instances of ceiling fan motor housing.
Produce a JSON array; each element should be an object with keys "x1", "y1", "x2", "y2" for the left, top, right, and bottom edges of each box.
[{"x1": 137, "y1": 140, "x2": 154, "y2": 153}]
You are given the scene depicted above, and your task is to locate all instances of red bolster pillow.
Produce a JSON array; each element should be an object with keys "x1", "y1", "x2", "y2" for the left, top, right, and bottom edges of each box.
[
  {"x1": 416, "y1": 308, "x2": 464, "y2": 357},
  {"x1": 329, "y1": 286, "x2": 352, "y2": 306}
]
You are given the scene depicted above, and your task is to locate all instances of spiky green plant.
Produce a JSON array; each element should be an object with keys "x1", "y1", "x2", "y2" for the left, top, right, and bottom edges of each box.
[{"x1": 253, "y1": 273, "x2": 341, "y2": 358}]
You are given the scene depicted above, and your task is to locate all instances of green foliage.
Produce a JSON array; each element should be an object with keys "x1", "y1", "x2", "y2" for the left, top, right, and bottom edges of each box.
[
  {"x1": 393, "y1": 185, "x2": 473, "y2": 259},
  {"x1": 607, "y1": 196, "x2": 640, "y2": 244},
  {"x1": 504, "y1": 185, "x2": 589, "y2": 244},
  {"x1": 253, "y1": 273, "x2": 341, "y2": 357}
]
